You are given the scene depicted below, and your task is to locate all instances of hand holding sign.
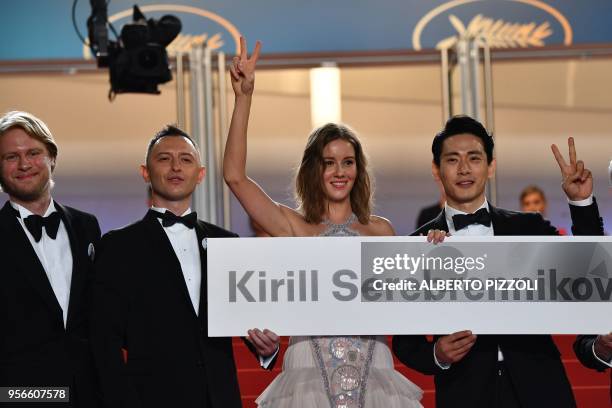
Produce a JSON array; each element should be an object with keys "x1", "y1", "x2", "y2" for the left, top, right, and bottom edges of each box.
[
  {"x1": 246, "y1": 328, "x2": 280, "y2": 358},
  {"x1": 594, "y1": 333, "x2": 612, "y2": 362},
  {"x1": 435, "y1": 330, "x2": 477, "y2": 365}
]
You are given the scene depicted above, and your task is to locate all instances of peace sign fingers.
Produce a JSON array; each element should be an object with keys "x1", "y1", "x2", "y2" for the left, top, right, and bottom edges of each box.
[
  {"x1": 231, "y1": 37, "x2": 262, "y2": 97},
  {"x1": 551, "y1": 137, "x2": 593, "y2": 201},
  {"x1": 568, "y1": 136, "x2": 577, "y2": 167},
  {"x1": 551, "y1": 142, "x2": 568, "y2": 174}
]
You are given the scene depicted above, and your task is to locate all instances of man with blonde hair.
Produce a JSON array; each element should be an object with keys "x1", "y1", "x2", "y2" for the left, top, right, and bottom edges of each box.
[{"x1": 0, "y1": 111, "x2": 101, "y2": 407}]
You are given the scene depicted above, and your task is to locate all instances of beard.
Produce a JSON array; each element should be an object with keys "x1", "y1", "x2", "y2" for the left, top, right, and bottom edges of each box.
[{"x1": 0, "y1": 175, "x2": 52, "y2": 202}]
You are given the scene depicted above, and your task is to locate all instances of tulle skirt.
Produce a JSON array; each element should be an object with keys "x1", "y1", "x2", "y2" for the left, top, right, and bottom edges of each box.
[{"x1": 256, "y1": 336, "x2": 423, "y2": 408}]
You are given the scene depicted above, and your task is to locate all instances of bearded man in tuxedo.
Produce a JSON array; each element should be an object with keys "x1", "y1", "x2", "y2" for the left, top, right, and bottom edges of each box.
[{"x1": 0, "y1": 111, "x2": 101, "y2": 407}]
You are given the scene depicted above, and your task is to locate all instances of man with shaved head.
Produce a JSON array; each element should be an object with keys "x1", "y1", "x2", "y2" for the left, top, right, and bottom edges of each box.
[{"x1": 90, "y1": 125, "x2": 279, "y2": 408}]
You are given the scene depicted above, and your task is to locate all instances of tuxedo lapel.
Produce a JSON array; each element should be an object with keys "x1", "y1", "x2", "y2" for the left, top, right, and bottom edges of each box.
[
  {"x1": 142, "y1": 210, "x2": 198, "y2": 319},
  {"x1": 0, "y1": 201, "x2": 63, "y2": 326},
  {"x1": 432, "y1": 210, "x2": 450, "y2": 232},
  {"x1": 489, "y1": 205, "x2": 510, "y2": 236},
  {"x1": 56, "y1": 203, "x2": 86, "y2": 330},
  {"x1": 195, "y1": 221, "x2": 209, "y2": 322}
]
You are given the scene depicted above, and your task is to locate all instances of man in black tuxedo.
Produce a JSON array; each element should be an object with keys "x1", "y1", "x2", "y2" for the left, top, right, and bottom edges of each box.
[
  {"x1": 393, "y1": 116, "x2": 604, "y2": 408},
  {"x1": 91, "y1": 125, "x2": 279, "y2": 408},
  {"x1": 0, "y1": 111, "x2": 101, "y2": 407}
]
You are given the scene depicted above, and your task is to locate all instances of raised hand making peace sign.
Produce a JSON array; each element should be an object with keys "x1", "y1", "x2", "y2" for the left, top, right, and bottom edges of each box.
[
  {"x1": 551, "y1": 137, "x2": 593, "y2": 201},
  {"x1": 229, "y1": 37, "x2": 261, "y2": 97}
]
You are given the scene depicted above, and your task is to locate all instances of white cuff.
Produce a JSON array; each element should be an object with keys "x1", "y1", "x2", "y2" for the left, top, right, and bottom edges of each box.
[
  {"x1": 592, "y1": 337, "x2": 612, "y2": 368},
  {"x1": 568, "y1": 195, "x2": 593, "y2": 206},
  {"x1": 259, "y1": 345, "x2": 280, "y2": 369},
  {"x1": 433, "y1": 340, "x2": 451, "y2": 370}
]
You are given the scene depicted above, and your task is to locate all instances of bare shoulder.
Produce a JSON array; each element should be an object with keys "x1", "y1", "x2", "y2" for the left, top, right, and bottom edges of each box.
[
  {"x1": 366, "y1": 215, "x2": 395, "y2": 236},
  {"x1": 278, "y1": 204, "x2": 302, "y2": 221},
  {"x1": 278, "y1": 204, "x2": 319, "y2": 236}
]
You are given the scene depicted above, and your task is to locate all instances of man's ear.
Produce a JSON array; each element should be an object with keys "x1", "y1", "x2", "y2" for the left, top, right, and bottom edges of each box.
[
  {"x1": 196, "y1": 166, "x2": 206, "y2": 184},
  {"x1": 488, "y1": 158, "x2": 497, "y2": 179},
  {"x1": 432, "y1": 161, "x2": 441, "y2": 181},
  {"x1": 140, "y1": 164, "x2": 150, "y2": 183}
]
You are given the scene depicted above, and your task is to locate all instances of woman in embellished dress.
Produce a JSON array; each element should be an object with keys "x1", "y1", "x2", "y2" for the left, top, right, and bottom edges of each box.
[{"x1": 223, "y1": 37, "x2": 423, "y2": 408}]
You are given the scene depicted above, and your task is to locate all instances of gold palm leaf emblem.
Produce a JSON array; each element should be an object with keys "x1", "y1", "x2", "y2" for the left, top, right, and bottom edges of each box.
[{"x1": 436, "y1": 14, "x2": 553, "y2": 49}]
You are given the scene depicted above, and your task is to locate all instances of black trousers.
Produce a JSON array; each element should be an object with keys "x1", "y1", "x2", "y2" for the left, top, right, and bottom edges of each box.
[{"x1": 495, "y1": 362, "x2": 522, "y2": 408}]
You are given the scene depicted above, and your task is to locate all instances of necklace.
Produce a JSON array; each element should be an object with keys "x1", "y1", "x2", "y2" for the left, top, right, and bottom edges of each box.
[{"x1": 320, "y1": 213, "x2": 359, "y2": 237}]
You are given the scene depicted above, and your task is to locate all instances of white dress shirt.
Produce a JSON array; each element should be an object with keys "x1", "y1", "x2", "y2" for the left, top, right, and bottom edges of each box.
[
  {"x1": 445, "y1": 200, "x2": 494, "y2": 238},
  {"x1": 433, "y1": 199, "x2": 493, "y2": 369},
  {"x1": 150, "y1": 207, "x2": 277, "y2": 368},
  {"x1": 434, "y1": 196, "x2": 595, "y2": 369},
  {"x1": 12, "y1": 200, "x2": 73, "y2": 327},
  {"x1": 151, "y1": 206, "x2": 202, "y2": 316}
]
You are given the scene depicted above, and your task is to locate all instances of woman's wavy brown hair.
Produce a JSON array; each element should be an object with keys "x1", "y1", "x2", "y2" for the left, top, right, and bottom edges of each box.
[{"x1": 295, "y1": 123, "x2": 372, "y2": 225}]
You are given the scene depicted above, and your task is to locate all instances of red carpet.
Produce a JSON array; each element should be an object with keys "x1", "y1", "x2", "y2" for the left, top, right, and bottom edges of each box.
[{"x1": 233, "y1": 335, "x2": 611, "y2": 407}]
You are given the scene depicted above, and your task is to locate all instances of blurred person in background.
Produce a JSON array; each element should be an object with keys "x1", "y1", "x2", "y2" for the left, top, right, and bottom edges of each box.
[{"x1": 519, "y1": 185, "x2": 567, "y2": 234}]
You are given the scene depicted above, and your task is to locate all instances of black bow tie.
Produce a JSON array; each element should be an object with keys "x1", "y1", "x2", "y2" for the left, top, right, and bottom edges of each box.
[
  {"x1": 156, "y1": 210, "x2": 197, "y2": 229},
  {"x1": 452, "y1": 208, "x2": 492, "y2": 231},
  {"x1": 22, "y1": 212, "x2": 62, "y2": 242}
]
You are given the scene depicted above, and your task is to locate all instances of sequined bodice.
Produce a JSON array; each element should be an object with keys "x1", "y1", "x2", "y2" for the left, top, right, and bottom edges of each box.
[
  {"x1": 319, "y1": 213, "x2": 359, "y2": 237},
  {"x1": 310, "y1": 336, "x2": 375, "y2": 408},
  {"x1": 313, "y1": 214, "x2": 373, "y2": 408}
]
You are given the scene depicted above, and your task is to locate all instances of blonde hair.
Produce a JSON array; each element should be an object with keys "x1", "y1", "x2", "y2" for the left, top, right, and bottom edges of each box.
[{"x1": 0, "y1": 111, "x2": 58, "y2": 168}]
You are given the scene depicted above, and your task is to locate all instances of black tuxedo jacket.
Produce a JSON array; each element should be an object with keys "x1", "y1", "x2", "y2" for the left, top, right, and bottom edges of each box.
[
  {"x1": 91, "y1": 210, "x2": 262, "y2": 408},
  {"x1": 415, "y1": 202, "x2": 443, "y2": 230},
  {"x1": 393, "y1": 201, "x2": 604, "y2": 408},
  {"x1": 573, "y1": 335, "x2": 611, "y2": 402},
  {"x1": 0, "y1": 200, "x2": 101, "y2": 407}
]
